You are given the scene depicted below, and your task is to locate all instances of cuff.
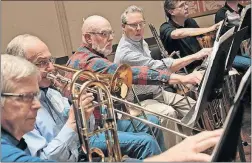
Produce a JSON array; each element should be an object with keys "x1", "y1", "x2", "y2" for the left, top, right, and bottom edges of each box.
[
  {"x1": 56, "y1": 124, "x2": 78, "y2": 145},
  {"x1": 162, "y1": 57, "x2": 174, "y2": 69}
]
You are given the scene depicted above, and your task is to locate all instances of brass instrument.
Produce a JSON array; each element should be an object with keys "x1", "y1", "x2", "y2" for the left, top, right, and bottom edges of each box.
[
  {"x1": 67, "y1": 69, "x2": 122, "y2": 162},
  {"x1": 47, "y1": 64, "x2": 202, "y2": 137}
]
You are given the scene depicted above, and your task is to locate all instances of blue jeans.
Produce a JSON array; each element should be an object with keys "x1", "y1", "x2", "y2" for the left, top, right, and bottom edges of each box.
[
  {"x1": 233, "y1": 55, "x2": 251, "y2": 71},
  {"x1": 90, "y1": 115, "x2": 162, "y2": 160},
  {"x1": 90, "y1": 131, "x2": 161, "y2": 160},
  {"x1": 117, "y1": 114, "x2": 166, "y2": 152}
]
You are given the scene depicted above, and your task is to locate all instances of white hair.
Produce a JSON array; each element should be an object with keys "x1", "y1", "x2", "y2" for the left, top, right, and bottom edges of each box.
[
  {"x1": 1, "y1": 54, "x2": 39, "y2": 105},
  {"x1": 6, "y1": 34, "x2": 40, "y2": 57},
  {"x1": 121, "y1": 5, "x2": 145, "y2": 24}
]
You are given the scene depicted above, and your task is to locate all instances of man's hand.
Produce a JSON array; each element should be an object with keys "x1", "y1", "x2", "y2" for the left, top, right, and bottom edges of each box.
[
  {"x1": 210, "y1": 21, "x2": 223, "y2": 31},
  {"x1": 181, "y1": 71, "x2": 203, "y2": 85},
  {"x1": 79, "y1": 92, "x2": 95, "y2": 120},
  {"x1": 144, "y1": 129, "x2": 223, "y2": 162},
  {"x1": 194, "y1": 48, "x2": 213, "y2": 60}
]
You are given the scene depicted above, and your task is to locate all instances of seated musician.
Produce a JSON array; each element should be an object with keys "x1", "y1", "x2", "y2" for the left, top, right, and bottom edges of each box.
[
  {"x1": 1, "y1": 54, "x2": 50, "y2": 162},
  {"x1": 6, "y1": 34, "x2": 164, "y2": 161},
  {"x1": 1, "y1": 54, "x2": 223, "y2": 162},
  {"x1": 215, "y1": 0, "x2": 251, "y2": 72},
  {"x1": 114, "y1": 5, "x2": 212, "y2": 149},
  {"x1": 160, "y1": 0, "x2": 221, "y2": 72},
  {"x1": 66, "y1": 14, "x2": 205, "y2": 150}
]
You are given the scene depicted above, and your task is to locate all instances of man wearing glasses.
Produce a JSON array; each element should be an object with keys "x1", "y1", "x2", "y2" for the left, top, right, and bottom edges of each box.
[
  {"x1": 6, "y1": 34, "x2": 164, "y2": 161},
  {"x1": 1, "y1": 54, "x2": 48, "y2": 161},
  {"x1": 0, "y1": 54, "x2": 224, "y2": 162},
  {"x1": 114, "y1": 5, "x2": 213, "y2": 149},
  {"x1": 160, "y1": 0, "x2": 221, "y2": 72}
]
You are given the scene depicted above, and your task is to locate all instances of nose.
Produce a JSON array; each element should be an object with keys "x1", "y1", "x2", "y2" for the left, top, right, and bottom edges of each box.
[
  {"x1": 32, "y1": 98, "x2": 41, "y2": 111},
  {"x1": 108, "y1": 33, "x2": 114, "y2": 41},
  {"x1": 136, "y1": 24, "x2": 141, "y2": 30},
  {"x1": 46, "y1": 62, "x2": 55, "y2": 72}
]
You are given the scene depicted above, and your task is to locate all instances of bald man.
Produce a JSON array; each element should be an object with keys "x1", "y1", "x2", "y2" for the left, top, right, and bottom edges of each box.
[
  {"x1": 7, "y1": 34, "x2": 164, "y2": 161},
  {"x1": 67, "y1": 15, "x2": 204, "y2": 150}
]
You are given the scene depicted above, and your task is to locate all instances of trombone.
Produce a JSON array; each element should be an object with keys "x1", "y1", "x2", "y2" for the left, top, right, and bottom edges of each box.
[
  {"x1": 69, "y1": 68, "x2": 122, "y2": 162},
  {"x1": 47, "y1": 64, "x2": 201, "y2": 137}
]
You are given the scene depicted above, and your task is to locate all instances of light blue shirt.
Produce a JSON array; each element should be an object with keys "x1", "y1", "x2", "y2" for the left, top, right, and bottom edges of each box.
[
  {"x1": 23, "y1": 88, "x2": 80, "y2": 161},
  {"x1": 1, "y1": 129, "x2": 54, "y2": 162},
  {"x1": 114, "y1": 35, "x2": 174, "y2": 101}
]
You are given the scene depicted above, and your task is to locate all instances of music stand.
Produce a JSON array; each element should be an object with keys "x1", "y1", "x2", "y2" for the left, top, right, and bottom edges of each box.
[
  {"x1": 237, "y1": 5, "x2": 251, "y2": 39},
  {"x1": 181, "y1": 27, "x2": 235, "y2": 127},
  {"x1": 225, "y1": 27, "x2": 249, "y2": 71},
  {"x1": 211, "y1": 66, "x2": 251, "y2": 162}
]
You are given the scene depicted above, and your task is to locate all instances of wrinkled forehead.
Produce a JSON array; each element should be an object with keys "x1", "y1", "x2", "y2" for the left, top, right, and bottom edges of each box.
[
  {"x1": 93, "y1": 21, "x2": 113, "y2": 33},
  {"x1": 24, "y1": 39, "x2": 51, "y2": 63}
]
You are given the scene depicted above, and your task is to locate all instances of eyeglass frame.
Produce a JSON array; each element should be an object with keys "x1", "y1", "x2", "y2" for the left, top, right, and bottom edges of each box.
[
  {"x1": 86, "y1": 30, "x2": 115, "y2": 39},
  {"x1": 34, "y1": 57, "x2": 55, "y2": 68},
  {"x1": 1, "y1": 92, "x2": 40, "y2": 103},
  {"x1": 124, "y1": 21, "x2": 146, "y2": 29}
]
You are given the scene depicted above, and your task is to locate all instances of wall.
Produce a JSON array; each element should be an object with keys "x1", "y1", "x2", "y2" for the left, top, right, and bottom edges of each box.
[{"x1": 1, "y1": 1, "x2": 215, "y2": 58}]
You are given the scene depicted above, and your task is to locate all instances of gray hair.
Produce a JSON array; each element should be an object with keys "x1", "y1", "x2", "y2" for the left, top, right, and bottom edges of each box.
[
  {"x1": 1, "y1": 54, "x2": 39, "y2": 105},
  {"x1": 121, "y1": 5, "x2": 145, "y2": 24},
  {"x1": 6, "y1": 34, "x2": 40, "y2": 58},
  {"x1": 164, "y1": 0, "x2": 177, "y2": 19}
]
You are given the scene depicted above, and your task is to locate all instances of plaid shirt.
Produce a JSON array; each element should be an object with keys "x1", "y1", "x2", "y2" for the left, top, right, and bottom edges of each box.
[
  {"x1": 66, "y1": 45, "x2": 172, "y2": 128},
  {"x1": 66, "y1": 45, "x2": 171, "y2": 85}
]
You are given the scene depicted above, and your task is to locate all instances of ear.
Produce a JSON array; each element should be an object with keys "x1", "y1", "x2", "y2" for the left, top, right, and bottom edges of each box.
[
  {"x1": 167, "y1": 9, "x2": 174, "y2": 16},
  {"x1": 84, "y1": 33, "x2": 92, "y2": 44},
  {"x1": 122, "y1": 24, "x2": 126, "y2": 32}
]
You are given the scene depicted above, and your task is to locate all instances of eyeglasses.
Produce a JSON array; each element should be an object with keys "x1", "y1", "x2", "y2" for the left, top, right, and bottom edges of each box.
[
  {"x1": 87, "y1": 30, "x2": 115, "y2": 39},
  {"x1": 125, "y1": 21, "x2": 146, "y2": 29},
  {"x1": 35, "y1": 58, "x2": 55, "y2": 68},
  {"x1": 171, "y1": 1, "x2": 188, "y2": 9},
  {"x1": 1, "y1": 92, "x2": 40, "y2": 103}
]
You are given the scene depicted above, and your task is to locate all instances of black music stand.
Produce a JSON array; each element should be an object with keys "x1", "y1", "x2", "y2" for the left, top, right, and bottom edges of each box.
[
  {"x1": 238, "y1": 5, "x2": 251, "y2": 39},
  {"x1": 211, "y1": 66, "x2": 251, "y2": 162},
  {"x1": 226, "y1": 27, "x2": 249, "y2": 72},
  {"x1": 181, "y1": 29, "x2": 235, "y2": 127}
]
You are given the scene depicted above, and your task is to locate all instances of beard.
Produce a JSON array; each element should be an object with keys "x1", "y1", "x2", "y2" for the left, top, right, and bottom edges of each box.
[{"x1": 92, "y1": 42, "x2": 112, "y2": 56}]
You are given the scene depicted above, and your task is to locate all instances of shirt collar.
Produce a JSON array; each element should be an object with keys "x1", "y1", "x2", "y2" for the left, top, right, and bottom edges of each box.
[
  {"x1": 123, "y1": 35, "x2": 144, "y2": 47},
  {"x1": 80, "y1": 43, "x2": 107, "y2": 59},
  {"x1": 1, "y1": 128, "x2": 27, "y2": 150},
  {"x1": 224, "y1": 2, "x2": 243, "y2": 14},
  {"x1": 169, "y1": 18, "x2": 184, "y2": 28}
]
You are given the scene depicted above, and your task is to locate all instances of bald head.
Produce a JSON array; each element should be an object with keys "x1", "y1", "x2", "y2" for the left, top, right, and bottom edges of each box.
[
  {"x1": 6, "y1": 34, "x2": 42, "y2": 58},
  {"x1": 82, "y1": 15, "x2": 111, "y2": 34},
  {"x1": 81, "y1": 15, "x2": 114, "y2": 56}
]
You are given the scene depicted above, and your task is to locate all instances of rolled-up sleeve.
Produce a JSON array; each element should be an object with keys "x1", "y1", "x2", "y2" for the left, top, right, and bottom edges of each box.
[{"x1": 120, "y1": 47, "x2": 174, "y2": 70}]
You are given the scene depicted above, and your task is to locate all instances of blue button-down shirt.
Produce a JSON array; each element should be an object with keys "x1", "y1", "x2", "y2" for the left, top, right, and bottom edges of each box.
[
  {"x1": 23, "y1": 88, "x2": 80, "y2": 161},
  {"x1": 1, "y1": 129, "x2": 53, "y2": 162}
]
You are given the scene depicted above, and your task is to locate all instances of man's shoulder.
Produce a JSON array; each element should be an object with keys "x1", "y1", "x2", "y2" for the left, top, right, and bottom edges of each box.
[
  {"x1": 184, "y1": 18, "x2": 199, "y2": 27},
  {"x1": 160, "y1": 21, "x2": 173, "y2": 30}
]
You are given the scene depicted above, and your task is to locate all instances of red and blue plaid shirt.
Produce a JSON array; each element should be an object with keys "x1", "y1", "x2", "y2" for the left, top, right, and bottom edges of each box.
[{"x1": 66, "y1": 45, "x2": 171, "y2": 86}]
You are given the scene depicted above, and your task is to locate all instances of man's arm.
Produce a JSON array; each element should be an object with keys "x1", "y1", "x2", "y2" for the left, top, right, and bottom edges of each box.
[
  {"x1": 24, "y1": 124, "x2": 79, "y2": 162},
  {"x1": 170, "y1": 48, "x2": 212, "y2": 72},
  {"x1": 119, "y1": 47, "x2": 174, "y2": 70},
  {"x1": 143, "y1": 129, "x2": 223, "y2": 162},
  {"x1": 170, "y1": 23, "x2": 220, "y2": 39}
]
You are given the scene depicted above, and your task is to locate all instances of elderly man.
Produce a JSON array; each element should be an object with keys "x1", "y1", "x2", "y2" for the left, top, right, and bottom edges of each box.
[
  {"x1": 6, "y1": 34, "x2": 164, "y2": 160},
  {"x1": 1, "y1": 54, "x2": 224, "y2": 162},
  {"x1": 114, "y1": 5, "x2": 213, "y2": 148},
  {"x1": 1, "y1": 54, "x2": 50, "y2": 162},
  {"x1": 67, "y1": 15, "x2": 203, "y2": 149},
  {"x1": 160, "y1": 0, "x2": 221, "y2": 72}
]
